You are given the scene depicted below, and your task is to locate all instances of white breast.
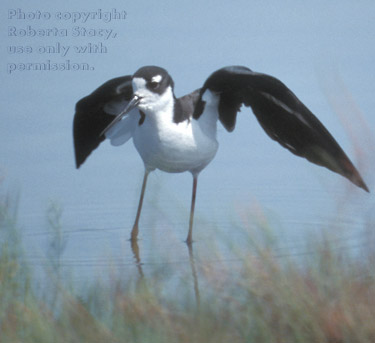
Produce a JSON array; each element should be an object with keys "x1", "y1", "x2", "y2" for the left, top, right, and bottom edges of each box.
[{"x1": 133, "y1": 90, "x2": 220, "y2": 175}]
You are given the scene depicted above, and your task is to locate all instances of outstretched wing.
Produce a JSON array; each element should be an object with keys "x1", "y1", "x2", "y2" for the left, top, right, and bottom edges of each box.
[
  {"x1": 194, "y1": 66, "x2": 369, "y2": 192},
  {"x1": 73, "y1": 76, "x2": 133, "y2": 168}
]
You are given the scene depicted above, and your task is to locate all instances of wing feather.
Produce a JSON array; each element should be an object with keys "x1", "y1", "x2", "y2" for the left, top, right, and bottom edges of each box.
[
  {"x1": 73, "y1": 76, "x2": 133, "y2": 168},
  {"x1": 196, "y1": 66, "x2": 369, "y2": 192}
]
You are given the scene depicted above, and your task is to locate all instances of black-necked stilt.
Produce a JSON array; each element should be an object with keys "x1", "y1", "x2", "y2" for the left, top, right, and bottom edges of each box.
[{"x1": 73, "y1": 65, "x2": 369, "y2": 244}]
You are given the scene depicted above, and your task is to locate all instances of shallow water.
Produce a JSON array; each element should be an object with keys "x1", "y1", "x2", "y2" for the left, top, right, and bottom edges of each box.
[{"x1": 1, "y1": 0, "x2": 374, "y2": 291}]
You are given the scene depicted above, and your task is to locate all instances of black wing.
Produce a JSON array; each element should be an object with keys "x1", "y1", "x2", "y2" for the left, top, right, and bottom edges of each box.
[
  {"x1": 73, "y1": 76, "x2": 133, "y2": 168},
  {"x1": 194, "y1": 66, "x2": 369, "y2": 192}
]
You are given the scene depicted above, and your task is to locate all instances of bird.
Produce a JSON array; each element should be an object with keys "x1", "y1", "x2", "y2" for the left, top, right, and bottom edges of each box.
[{"x1": 73, "y1": 65, "x2": 369, "y2": 245}]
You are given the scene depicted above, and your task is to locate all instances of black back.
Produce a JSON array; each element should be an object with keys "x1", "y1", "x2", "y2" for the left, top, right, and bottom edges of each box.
[{"x1": 174, "y1": 89, "x2": 201, "y2": 124}]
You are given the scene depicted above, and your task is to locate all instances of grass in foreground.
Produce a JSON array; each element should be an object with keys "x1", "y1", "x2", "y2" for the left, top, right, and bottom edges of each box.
[{"x1": 0, "y1": 190, "x2": 374, "y2": 343}]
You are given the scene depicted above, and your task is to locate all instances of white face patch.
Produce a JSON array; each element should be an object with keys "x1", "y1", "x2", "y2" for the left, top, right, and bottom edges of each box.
[
  {"x1": 151, "y1": 75, "x2": 162, "y2": 83},
  {"x1": 132, "y1": 77, "x2": 174, "y2": 114},
  {"x1": 132, "y1": 77, "x2": 147, "y2": 90}
]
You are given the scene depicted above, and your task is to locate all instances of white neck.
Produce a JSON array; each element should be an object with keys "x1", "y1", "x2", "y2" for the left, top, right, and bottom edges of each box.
[{"x1": 141, "y1": 87, "x2": 175, "y2": 127}]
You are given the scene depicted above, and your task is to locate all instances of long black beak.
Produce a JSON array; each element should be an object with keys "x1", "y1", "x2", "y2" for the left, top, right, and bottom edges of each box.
[{"x1": 100, "y1": 95, "x2": 141, "y2": 137}]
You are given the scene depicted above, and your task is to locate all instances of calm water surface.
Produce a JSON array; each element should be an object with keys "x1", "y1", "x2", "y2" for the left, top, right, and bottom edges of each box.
[{"x1": 0, "y1": 0, "x2": 374, "y2": 290}]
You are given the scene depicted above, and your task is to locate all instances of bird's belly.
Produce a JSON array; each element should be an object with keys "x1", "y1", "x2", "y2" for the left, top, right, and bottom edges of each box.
[{"x1": 133, "y1": 119, "x2": 218, "y2": 174}]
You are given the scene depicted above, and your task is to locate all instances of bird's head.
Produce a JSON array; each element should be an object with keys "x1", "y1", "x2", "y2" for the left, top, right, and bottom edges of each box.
[
  {"x1": 100, "y1": 66, "x2": 175, "y2": 137},
  {"x1": 128, "y1": 66, "x2": 175, "y2": 114}
]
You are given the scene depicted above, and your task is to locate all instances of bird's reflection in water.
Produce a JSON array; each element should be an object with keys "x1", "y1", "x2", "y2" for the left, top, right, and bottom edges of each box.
[
  {"x1": 187, "y1": 243, "x2": 200, "y2": 308},
  {"x1": 130, "y1": 239, "x2": 144, "y2": 280},
  {"x1": 130, "y1": 238, "x2": 201, "y2": 307}
]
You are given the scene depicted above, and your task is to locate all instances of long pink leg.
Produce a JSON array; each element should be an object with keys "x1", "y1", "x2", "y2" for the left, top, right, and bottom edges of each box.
[
  {"x1": 131, "y1": 171, "x2": 149, "y2": 242},
  {"x1": 186, "y1": 175, "x2": 198, "y2": 245}
]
